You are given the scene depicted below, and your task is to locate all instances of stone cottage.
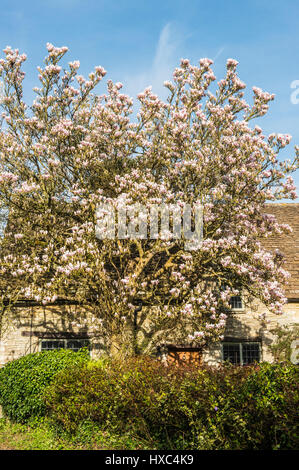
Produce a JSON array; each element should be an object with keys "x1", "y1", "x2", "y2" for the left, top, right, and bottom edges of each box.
[
  {"x1": 202, "y1": 203, "x2": 299, "y2": 366},
  {"x1": 0, "y1": 203, "x2": 298, "y2": 367}
]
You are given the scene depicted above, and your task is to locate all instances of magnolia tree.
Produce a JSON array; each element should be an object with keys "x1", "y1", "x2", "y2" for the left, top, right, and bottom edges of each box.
[{"x1": 0, "y1": 44, "x2": 298, "y2": 356}]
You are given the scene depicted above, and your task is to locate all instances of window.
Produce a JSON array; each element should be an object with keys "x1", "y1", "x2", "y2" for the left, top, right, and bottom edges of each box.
[
  {"x1": 220, "y1": 284, "x2": 244, "y2": 310},
  {"x1": 222, "y1": 341, "x2": 260, "y2": 365},
  {"x1": 230, "y1": 296, "x2": 243, "y2": 310},
  {"x1": 40, "y1": 339, "x2": 90, "y2": 352}
]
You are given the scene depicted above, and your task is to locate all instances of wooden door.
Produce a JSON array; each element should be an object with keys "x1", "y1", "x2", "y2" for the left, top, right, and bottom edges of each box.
[{"x1": 167, "y1": 347, "x2": 202, "y2": 366}]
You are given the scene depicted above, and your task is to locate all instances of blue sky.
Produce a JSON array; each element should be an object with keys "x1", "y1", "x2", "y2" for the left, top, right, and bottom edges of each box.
[{"x1": 0, "y1": 0, "x2": 298, "y2": 198}]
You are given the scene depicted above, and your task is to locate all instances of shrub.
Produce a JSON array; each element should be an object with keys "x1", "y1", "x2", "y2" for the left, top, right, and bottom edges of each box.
[
  {"x1": 44, "y1": 356, "x2": 176, "y2": 442},
  {"x1": 44, "y1": 358, "x2": 299, "y2": 450},
  {"x1": 0, "y1": 348, "x2": 89, "y2": 423},
  {"x1": 187, "y1": 362, "x2": 299, "y2": 449}
]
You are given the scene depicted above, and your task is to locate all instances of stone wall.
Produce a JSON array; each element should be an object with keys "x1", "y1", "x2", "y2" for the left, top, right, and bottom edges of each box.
[
  {"x1": 0, "y1": 303, "x2": 105, "y2": 366},
  {"x1": 0, "y1": 298, "x2": 298, "y2": 367},
  {"x1": 203, "y1": 298, "x2": 299, "y2": 365}
]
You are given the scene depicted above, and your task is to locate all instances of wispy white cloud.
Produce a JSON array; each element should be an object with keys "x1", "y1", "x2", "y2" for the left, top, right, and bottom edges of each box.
[
  {"x1": 212, "y1": 46, "x2": 225, "y2": 62},
  {"x1": 123, "y1": 23, "x2": 225, "y2": 104},
  {"x1": 123, "y1": 22, "x2": 183, "y2": 101}
]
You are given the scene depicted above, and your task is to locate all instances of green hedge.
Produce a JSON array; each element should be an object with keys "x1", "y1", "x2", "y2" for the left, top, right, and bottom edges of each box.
[
  {"x1": 0, "y1": 348, "x2": 89, "y2": 423},
  {"x1": 44, "y1": 358, "x2": 299, "y2": 450},
  {"x1": 1, "y1": 353, "x2": 297, "y2": 449}
]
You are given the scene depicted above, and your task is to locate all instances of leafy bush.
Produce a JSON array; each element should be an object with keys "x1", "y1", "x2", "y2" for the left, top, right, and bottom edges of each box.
[
  {"x1": 44, "y1": 357, "x2": 176, "y2": 442},
  {"x1": 0, "y1": 348, "x2": 89, "y2": 423},
  {"x1": 44, "y1": 358, "x2": 299, "y2": 450},
  {"x1": 191, "y1": 362, "x2": 299, "y2": 449}
]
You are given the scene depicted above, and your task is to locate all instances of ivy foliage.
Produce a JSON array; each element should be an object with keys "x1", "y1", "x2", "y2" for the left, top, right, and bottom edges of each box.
[{"x1": 0, "y1": 348, "x2": 89, "y2": 423}]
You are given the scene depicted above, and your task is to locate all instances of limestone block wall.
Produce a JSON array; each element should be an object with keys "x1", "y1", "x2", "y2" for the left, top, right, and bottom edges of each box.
[
  {"x1": 0, "y1": 303, "x2": 105, "y2": 367},
  {"x1": 0, "y1": 298, "x2": 298, "y2": 367},
  {"x1": 203, "y1": 298, "x2": 299, "y2": 365}
]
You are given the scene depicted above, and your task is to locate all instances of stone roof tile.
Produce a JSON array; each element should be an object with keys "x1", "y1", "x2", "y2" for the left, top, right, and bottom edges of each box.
[{"x1": 263, "y1": 203, "x2": 299, "y2": 298}]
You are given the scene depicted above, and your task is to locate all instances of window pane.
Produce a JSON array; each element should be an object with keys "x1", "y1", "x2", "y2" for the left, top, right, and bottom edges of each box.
[
  {"x1": 41, "y1": 339, "x2": 90, "y2": 352},
  {"x1": 230, "y1": 296, "x2": 243, "y2": 309},
  {"x1": 242, "y1": 343, "x2": 260, "y2": 365},
  {"x1": 41, "y1": 340, "x2": 65, "y2": 351},
  {"x1": 66, "y1": 339, "x2": 89, "y2": 352},
  {"x1": 223, "y1": 343, "x2": 240, "y2": 365}
]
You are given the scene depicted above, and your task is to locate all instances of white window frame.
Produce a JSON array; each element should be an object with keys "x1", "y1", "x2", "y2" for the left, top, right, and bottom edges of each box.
[
  {"x1": 222, "y1": 341, "x2": 261, "y2": 365},
  {"x1": 230, "y1": 295, "x2": 245, "y2": 312}
]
